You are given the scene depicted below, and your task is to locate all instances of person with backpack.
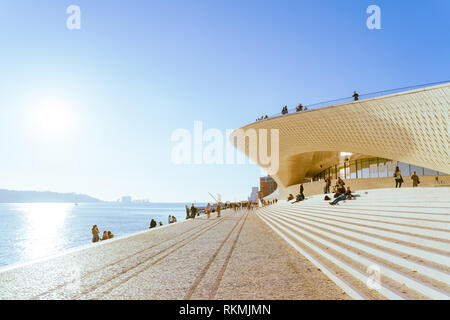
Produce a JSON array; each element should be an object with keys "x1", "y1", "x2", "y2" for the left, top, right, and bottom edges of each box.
[
  {"x1": 411, "y1": 171, "x2": 420, "y2": 187},
  {"x1": 394, "y1": 166, "x2": 403, "y2": 188}
]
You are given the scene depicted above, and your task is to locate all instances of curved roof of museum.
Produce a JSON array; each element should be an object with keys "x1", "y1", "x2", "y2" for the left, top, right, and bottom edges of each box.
[{"x1": 231, "y1": 82, "x2": 450, "y2": 188}]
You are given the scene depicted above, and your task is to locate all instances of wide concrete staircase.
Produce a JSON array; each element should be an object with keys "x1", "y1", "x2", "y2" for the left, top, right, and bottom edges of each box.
[{"x1": 256, "y1": 187, "x2": 450, "y2": 300}]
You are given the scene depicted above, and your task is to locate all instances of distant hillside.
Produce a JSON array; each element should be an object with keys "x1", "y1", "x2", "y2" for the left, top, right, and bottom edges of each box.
[{"x1": 0, "y1": 189, "x2": 102, "y2": 203}]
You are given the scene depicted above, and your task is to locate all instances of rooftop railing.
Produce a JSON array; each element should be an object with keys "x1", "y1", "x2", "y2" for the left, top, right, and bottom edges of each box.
[{"x1": 255, "y1": 80, "x2": 449, "y2": 122}]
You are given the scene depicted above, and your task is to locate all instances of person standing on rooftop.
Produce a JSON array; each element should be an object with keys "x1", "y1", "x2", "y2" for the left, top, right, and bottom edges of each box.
[{"x1": 352, "y1": 91, "x2": 359, "y2": 101}]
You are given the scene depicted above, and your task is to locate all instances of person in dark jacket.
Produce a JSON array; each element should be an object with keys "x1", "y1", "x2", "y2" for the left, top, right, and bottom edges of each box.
[
  {"x1": 334, "y1": 184, "x2": 346, "y2": 198},
  {"x1": 394, "y1": 166, "x2": 403, "y2": 188},
  {"x1": 330, "y1": 187, "x2": 354, "y2": 205},
  {"x1": 352, "y1": 91, "x2": 359, "y2": 101},
  {"x1": 299, "y1": 184, "x2": 304, "y2": 194},
  {"x1": 411, "y1": 171, "x2": 420, "y2": 187},
  {"x1": 190, "y1": 204, "x2": 197, "y2": 219},
  {"x1": 149, "y1": 219, "x2": 157, "y2": 229},
  {"x1": 292, "y1": 192, "x2": 305, "y2": 204},
  {"x1": 185, "y1": 205, "x2": 190, "y2": 219}
]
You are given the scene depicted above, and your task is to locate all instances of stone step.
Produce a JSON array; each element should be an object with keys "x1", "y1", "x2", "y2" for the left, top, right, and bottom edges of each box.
[{"x1": 256, "y1": 196, "x2": 450, "y2": 300}]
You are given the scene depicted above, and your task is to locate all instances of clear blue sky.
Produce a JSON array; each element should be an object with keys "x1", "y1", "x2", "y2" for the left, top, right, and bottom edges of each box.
[{"x1": 0, "y1": 0, "x2": 448, "y2": 202}]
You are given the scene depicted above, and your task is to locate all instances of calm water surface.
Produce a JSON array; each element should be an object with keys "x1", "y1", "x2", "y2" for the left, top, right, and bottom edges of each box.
[{"x1": 0, "y1": 202, "x2": 201, "y2": 267}]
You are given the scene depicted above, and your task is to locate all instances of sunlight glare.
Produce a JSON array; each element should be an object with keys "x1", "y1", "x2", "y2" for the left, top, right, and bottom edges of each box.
[
  {"x1": 31, "y1": 99, "x2": 76, "y2": 137},
  {"x1": 15, "y1": 203, "x2": 70, "y2": 261}
]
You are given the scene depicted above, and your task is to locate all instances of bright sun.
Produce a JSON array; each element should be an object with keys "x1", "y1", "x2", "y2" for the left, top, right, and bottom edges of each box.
[{"x1": 32, "y1": 100, "x2": 74, "y2": 137}]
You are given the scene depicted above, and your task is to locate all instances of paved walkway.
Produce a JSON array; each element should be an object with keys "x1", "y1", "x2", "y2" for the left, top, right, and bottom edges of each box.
[
  {"x1": 258, "y1": 187, "x2": 450, "y2": 300},
  {"x1": 0, "y1": 209, "x2": 348, "y2": 300}
]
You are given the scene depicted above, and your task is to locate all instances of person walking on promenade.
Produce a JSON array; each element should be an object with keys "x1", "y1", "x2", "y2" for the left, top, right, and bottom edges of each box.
[
  {"x1": 324, "y1": 178, "x2": 331, "y2": 194},
  {"x1": 149, "y1": 219, "x2": 157, "y2": 229},
  {"x1": 185, "y1": 205, "x2": 190, "y2": 219},
  {"x1": 206, "y1": 203, "x2": 211, "y2": 219},
  {"x1": 411, "y1": 171, "x2": 420, "y2": 187},
  {"x1": 217, "y1": 203, "x2": 221, "y2": 218},
  {"x1": 393, "y1": 166, "x2": 403, "y2": 188},
  {"x1": 91, "y1": 225, "x2": 100, "y2": 243},
  {"x1": 352, "y1": 91, "x2": 359, "y2": 101}
]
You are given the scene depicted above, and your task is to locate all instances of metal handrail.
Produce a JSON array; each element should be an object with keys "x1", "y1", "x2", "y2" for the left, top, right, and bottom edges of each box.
[{"x1": 255, "y1": 80, "x2": 449, "y2": 121}]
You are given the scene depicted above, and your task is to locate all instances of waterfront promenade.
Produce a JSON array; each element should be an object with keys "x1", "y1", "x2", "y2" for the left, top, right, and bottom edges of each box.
[
  {"x1": 0, "y1": 208, "x2": 348, "y2": 300},
  {"x1": 1, "y1": 187, "x2": 448, "y2": 300}
]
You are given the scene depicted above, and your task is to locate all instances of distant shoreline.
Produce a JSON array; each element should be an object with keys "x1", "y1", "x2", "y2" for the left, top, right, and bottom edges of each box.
[{"x1": 0, "y1": 189, "x2": 101, "y2": 203}]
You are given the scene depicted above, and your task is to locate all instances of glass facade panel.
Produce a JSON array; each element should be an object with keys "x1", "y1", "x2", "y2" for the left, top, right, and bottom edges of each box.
[
  {"x1": 397, "y1": 162, "x2": 410, "y2": 176},
  {"x1": 345, "y1": 163, "x2": 350, "y2": 179},
  {"x1": 361, "y1": 159, "x2": 370, "y2": 178},
  {"x1": 378, "y1": 159, "x2": 387, "y2": 178},
  {"x1": 410, "y1": 164, "x2": 423, "y2": 176},
  {"x1": 339, "y1": 165, "x2": 345, "y2": 179},
  {"x1": 311, "y1": 157, "x2": 447, "y2": 181},
  {"x1": 385, "y1": 161, "x2": 394, "y2": 177},
  {"x1": 330, "y1": 166, "x2": 335, "y2": 180},
  {"x1": 356, "y1": 160, "x2": 361, "y2": 179},
  {"x1": 424, "y1": 168, "x2": 437, "y2": 176},
  {"x1": 369, "y1": 158, "x2": 378, "y2": 178},
  {"x1": 350, "y1": 161, "x2": 356, "y2": 179}
]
